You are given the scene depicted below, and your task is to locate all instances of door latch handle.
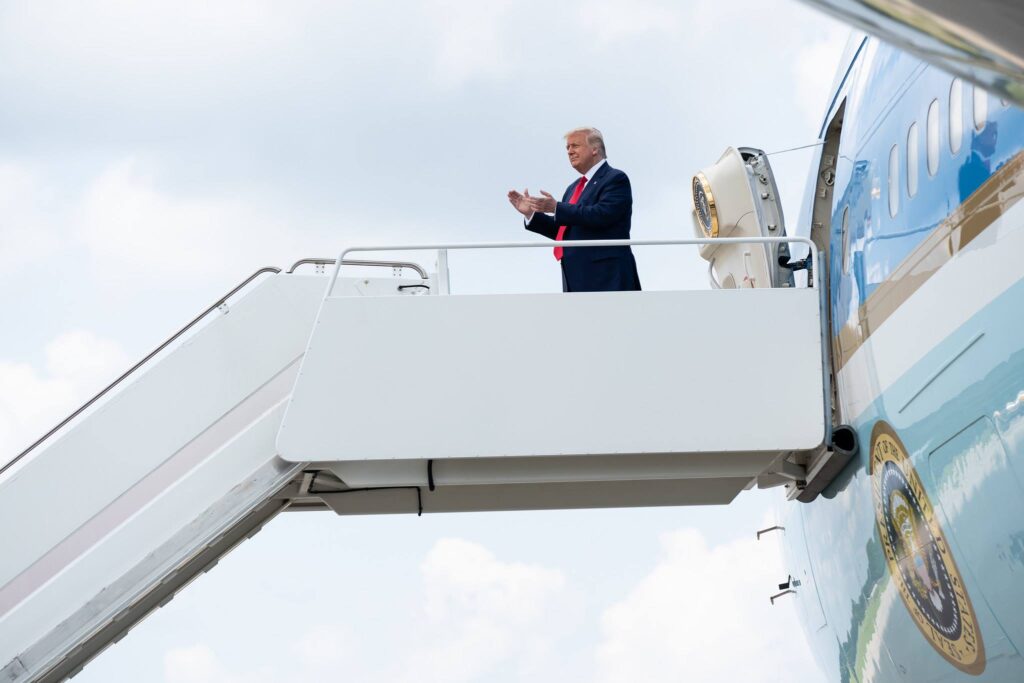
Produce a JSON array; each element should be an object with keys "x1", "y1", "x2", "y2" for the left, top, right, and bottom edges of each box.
[
  {"x1": 776, "y1": 574, "x2": 802, "y2": 590},
  {"x1": 770, "y1": 574, "x2": 802, "y2": 603}
]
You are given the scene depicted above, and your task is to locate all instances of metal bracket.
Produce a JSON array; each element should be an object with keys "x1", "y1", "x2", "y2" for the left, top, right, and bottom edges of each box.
[
  {"x1": 298, "y1": 471, "x2": 315, "y2": 496},
  {"x1": 770, "y1": 589, "x2": 797, "y2": 605},
  {"x1": 792, "y1": 424, "x2": 860, "y2": 503},
  {"x1": 756, "y1": 525, "x2": 785, "y2": 540},
  {"x1": 774, "y1": 460, "x2": 806, "y2": 481},
  {"x1": 397, "y1": 284, "x2": 431, "y2": 294},
  {"x1": 778, "y1": 254, "x2": 810, "y2": 272}
]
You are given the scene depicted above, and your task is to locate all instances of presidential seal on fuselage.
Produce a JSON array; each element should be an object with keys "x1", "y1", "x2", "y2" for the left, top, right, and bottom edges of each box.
[{"x1": 870, "y1": 421, "x2": 985, "y2": 675}]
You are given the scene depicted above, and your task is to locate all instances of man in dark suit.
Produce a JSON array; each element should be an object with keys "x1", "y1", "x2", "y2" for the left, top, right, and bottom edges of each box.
[{"x1": 508, "y1": 127, "x2": 641, "y2": 292}]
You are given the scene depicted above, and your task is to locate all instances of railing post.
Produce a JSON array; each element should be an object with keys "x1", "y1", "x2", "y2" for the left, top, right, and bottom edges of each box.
[{"x1": 436, "y1": 249, "x2": 450, "y2": 295}]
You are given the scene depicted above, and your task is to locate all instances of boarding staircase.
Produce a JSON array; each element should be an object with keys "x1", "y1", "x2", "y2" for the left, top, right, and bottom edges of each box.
[{"x1": 0, "y1": 150, "x2": 857, "y2": 683}]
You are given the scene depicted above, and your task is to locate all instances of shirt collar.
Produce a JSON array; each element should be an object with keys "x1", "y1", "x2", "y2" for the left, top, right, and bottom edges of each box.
[{"x1": 582, "y1": 158, "x2": 607, "y2": 182}]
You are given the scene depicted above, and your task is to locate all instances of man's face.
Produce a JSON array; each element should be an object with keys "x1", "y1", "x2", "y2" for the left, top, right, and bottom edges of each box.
[{"x1": 566, "y1": 132, "x2": 600, "y2": 174}]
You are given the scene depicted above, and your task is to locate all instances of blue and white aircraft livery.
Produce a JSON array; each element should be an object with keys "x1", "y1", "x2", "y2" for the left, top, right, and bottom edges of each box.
[{"x1": 780, "y1": 33, "x2": 1024, "y2": 682}]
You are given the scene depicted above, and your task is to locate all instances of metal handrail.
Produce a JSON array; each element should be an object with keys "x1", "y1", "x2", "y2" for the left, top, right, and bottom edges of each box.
[
  {"x1": 326, "y1": 236, "x2": 819, "y2": 296},
  {"x1": 0, "y1": 266, "x2": 283, "y2": 478},
  {"x1": 287, "y1": 257, "x2": 428, "y2": 279}
]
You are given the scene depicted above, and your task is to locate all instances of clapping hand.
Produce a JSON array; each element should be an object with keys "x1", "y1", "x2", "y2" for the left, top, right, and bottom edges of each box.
[
  {"x1": 528, "y1": 190, "x2": 557, "y2": 214},
  {"x1": 507, "y1": 188, "x2": 534, "y2": 217}
]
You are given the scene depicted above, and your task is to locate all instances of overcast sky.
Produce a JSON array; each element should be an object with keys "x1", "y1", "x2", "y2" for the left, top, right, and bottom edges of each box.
[{"x1": 1, "y1": 1, "x2": 848, "y2": 681}]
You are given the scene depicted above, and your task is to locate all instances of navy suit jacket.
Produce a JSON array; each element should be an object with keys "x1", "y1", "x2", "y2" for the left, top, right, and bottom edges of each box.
[{"x1": 525, "y1": 162, "x2": 641, "y2": 292}]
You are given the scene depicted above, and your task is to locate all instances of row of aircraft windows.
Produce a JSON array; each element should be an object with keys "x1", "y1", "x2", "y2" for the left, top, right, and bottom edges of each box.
[
  {"x1": 841, "y1": 80, "x2": 1009, "y2": 274},
  {"x1": 887, "y1": 78, "x2": 1006, "y2": 218}
]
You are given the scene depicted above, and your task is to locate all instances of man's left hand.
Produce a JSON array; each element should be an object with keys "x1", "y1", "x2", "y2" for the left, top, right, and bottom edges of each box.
[{"x1": 528, "y1": 191, "x2": 557, "y2": 214}]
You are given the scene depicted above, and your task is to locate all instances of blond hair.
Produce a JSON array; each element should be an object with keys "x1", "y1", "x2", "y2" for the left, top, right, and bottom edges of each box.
[{"x1": 564, "y1": 127, "x2": 606, "y2": 158}]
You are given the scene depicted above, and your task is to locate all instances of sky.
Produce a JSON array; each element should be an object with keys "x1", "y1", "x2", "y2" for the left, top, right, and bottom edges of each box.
[{"x1": 0, "y1": 1, "x2": 848, "y2": 681}]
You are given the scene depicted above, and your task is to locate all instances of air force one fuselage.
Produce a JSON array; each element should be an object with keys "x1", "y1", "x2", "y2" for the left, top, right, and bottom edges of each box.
[{"x1": 778, "y1": 34, "x2": 1024, "y2": 681}]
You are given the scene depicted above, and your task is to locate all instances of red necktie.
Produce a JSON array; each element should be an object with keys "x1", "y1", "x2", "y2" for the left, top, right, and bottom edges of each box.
[{"x1": 554, "y1": 176, "x2": 588, "y2": 260}]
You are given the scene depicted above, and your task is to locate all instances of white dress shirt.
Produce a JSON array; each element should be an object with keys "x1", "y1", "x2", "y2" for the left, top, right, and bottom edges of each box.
[{"x1": 525, "y1": 158, "x2": 607, "y2": 225}]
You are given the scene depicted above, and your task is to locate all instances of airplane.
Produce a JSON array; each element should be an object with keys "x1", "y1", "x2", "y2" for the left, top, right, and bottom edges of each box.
[
  {"x1": 2, "y1": 7, "x2": 1023, "y2": 683},
  {"x1": 714, "y1": 26, "x2": 1024, "y2": 683}
]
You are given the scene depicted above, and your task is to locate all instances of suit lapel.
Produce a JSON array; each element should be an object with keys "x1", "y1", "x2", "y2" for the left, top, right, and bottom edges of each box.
[
  {"x1": 562, "y1": 181, "x2": 575, "y2": 202},
  {"x1": 578, "y1": 162, "x2": 610, "y2": 205}
]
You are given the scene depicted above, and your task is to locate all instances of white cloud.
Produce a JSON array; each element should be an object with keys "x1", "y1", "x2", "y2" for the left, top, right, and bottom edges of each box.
[
  {"x1": 670, "y1": 0, "x2": 848, "y2": 135},
  {"x1": 163, "y1": 627, "x2": 355, "y2": 683},
  {"x1": 0, "y1": 155, "x2": 328, "y2": 310},
  {"x1": 150, "y1": 531, "x2": 830, "y2": 683},
  {"x1": 1, "y1": 155, "x2": 407, "y2": 296},
  {"x1": 425, "y1": 0, "x2": 520, "y2": 87},
  {"x1": 584, "y1": 0, "x2": 682, "y2": 45},
  {"x1": 153, "y1": 540, "x2": 571, "y2": 683},
  {"x1": 0, "y1": 0, "x2": 304, "y2": 95},
  {"x1": 75, "y1": 158, "x2": 296, "y2": 284},
  {"x1": 0, "y1": 163, "x2": 68, "y2": 274},
  {"x1": 288, "y1": 625, "x2": 353, "y2": 672},
  {"x1": 44, "y1": 330, "x2": 129, "y2": 388},
  {"x1": 164, "y1": 645, "x2": 232, "y2": 683},
  {"x1": 164, "y1": 644, "x2": 277, "y2": 683},
  {"x1": 401, "y1": 537, "x2": 571, "y2": 682},
  {"x1": 595, "y1": 528, "x2": 827, "y2": 683},
  {"x1": 794, "y1": 26, "x2": 851, "y2": 129},
  {"x1": 0, "y1": 330, "x2": 129, "y2": 464}
]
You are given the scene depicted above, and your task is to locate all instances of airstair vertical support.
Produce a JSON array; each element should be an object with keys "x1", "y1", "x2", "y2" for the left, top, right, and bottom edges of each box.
[
  {"x1": 775, "y1": 246, "x2": 859, "y2": 501},
  {"x1": 277, "y1": 237, "x2": 830, "y2": 512},
  {"x1": 436, "y1": 249, "x2": 451, "y2": 295}
]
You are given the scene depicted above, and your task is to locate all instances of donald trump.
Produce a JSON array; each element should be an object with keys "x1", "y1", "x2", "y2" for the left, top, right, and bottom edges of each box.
[{"x1": 508, "y1": 127, "x2": 641, "y2": 292}]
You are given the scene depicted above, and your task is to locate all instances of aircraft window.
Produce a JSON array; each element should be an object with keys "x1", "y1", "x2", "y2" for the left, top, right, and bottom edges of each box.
[
  {"x1": 888, "y1": 144, "x2": 899, "y2": 218},
  {"x1": 841, "y1": 206, "x2": 850, "y2": 275},
  {"x1": 949, "y1": 78, "x2": 964, "y2": 154},
  {"x1": 973, "y1": 86, "x2": 988, "y2": 130},
  {"x1": 907, "y1": 122, "x2": 919, "y2": 198},
  {"x1": 927, "y1": 99, "x2": 940, "y2": 176}
]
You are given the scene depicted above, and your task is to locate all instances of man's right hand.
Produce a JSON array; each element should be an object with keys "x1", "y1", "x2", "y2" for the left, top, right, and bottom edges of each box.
[{"x1": 507, "y1": 188, "x2": 534, "y2": 217}]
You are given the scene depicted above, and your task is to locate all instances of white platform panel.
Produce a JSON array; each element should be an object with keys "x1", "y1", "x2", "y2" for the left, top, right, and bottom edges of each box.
[{"x1": 277, "y1": 288, "x2": 826, "y2": 464}]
